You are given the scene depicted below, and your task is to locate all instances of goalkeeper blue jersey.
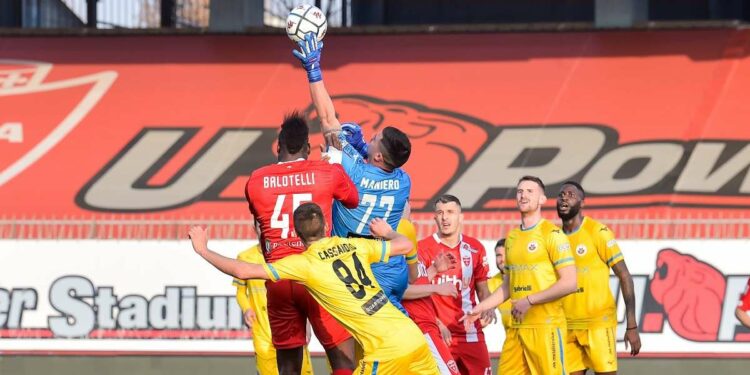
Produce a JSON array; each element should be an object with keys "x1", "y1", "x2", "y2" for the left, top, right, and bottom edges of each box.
[{"x1": 327, "y1": 132, "x2": 412, "y2": 314}]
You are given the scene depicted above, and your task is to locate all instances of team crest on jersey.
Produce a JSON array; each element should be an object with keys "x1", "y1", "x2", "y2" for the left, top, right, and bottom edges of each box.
[
  {"x1": 447, "y1": 360, "x2": 459, "y2": 373},
  {"x1": 527, "y1": 241, "x2": 539, "y2": 253},
  {"x1": 462, "y1": 255, "x2": 471, "y2": 266},
  {"x1": 576, "y1": 244, "x2": 587, "y2": 256}
]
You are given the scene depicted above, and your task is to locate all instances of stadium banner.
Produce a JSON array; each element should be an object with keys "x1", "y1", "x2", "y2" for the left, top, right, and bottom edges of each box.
[
  {"x1": 1, "y1": 239, "x2": 748, "y2": 357},
  {"x1": 2, "y1": 30, "x2": 750, "y2": 220}
]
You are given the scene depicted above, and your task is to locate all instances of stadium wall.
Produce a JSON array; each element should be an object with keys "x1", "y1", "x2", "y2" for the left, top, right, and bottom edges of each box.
[
  {"x1": 1, "y1": 239, "x2": 748, "y2": 357},
  {"x1": 2, "y1": 30, "x2": 750, "y2": 224}
]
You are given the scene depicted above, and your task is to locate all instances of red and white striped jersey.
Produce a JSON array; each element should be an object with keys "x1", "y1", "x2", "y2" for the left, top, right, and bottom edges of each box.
[{"x1": 418, "y1": 233, "x2": 489, "y2": 343}]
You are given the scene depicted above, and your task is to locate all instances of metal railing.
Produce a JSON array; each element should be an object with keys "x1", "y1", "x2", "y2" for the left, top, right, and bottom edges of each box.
[{"x1": 2, "y1": 215, "x2": 749, "y2": 240}]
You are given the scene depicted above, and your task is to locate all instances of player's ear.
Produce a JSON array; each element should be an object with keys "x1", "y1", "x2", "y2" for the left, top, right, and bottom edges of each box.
[
  {"x1": 324, "y1": 222, "x2": 330, "y2": 233},
  {"x1": 276, "y1": 143, "x2": 281, "y2": 155},
  {"x1": 539, "y1": 194, "x2": 547, "y2": 205}
]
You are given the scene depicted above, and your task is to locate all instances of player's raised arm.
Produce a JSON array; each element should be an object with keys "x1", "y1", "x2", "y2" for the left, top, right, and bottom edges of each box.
[
  {"x1": 368, "y1": 218, "x2": 412, "y2": 256},
  {"x1": 292, "y1": 32, "x2": 341, "y2": 145},
  {"x1": 189, "y1": 226, "x2": 269, "y2": 280}
]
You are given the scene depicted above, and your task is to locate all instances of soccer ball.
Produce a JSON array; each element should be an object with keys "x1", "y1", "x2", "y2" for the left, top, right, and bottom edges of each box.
[{"x1": 286, "y1": 4, "x2": 327, "y2": 43}]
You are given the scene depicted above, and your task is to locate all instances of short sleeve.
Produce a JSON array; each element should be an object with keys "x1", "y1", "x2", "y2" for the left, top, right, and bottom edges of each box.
[
  {"x1": 596, "y1": 226, "x2": 624, "y2": 268},
  {"x1": 547, "y1": 229, "x2": 574, "y2": 270},
  {"x1": 473, "y1": 241, "x2": 489, "y2": 282},
  {"x1": 263, "y1": 254, "x2": 309, "y2": 282},
  {"x1": 350, "y1": 238, "x2": 391, "y2": 264}
]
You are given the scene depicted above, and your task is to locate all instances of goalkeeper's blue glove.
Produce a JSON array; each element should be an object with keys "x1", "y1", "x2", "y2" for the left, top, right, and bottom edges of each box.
[
  {"x1": 292, "y1": 32, "x2": 323, "y2": 83},
  {"x1": 341, "y1": 122, "x2": 368, "y2": 159}
]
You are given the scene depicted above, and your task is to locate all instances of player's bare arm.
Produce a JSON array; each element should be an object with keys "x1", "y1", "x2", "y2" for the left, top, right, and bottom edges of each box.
[
  {"x1": 461, "y1": 272, "x2": 510, "y2": 326},
  {"x1": 189, "y1": 226, "x2": 270, "y2": 280},
  {"x1": 368, "y1": 218, "x2": 412, "y2": 255},
  {"x1": 476, "y1": 280, "x2": 497, "y2": 326},
  {"x1": 511, "y1": 264, "x2": 577, "y2": 321},
  {"x1": 403, "y1": 283, "x2": 458, "y2": 300},
  {"x1": 436, "y1": 318, "x2": 452, "y2": 346},
  {"x1": 293, "y1": 32, "x2": 342, "y2": 148},
  {"x1": 613, "y1": 260, "x2": 642, "y2": 355},
  {"x1": 408, "y1": 261, "x2": 418, "y2": 284}
]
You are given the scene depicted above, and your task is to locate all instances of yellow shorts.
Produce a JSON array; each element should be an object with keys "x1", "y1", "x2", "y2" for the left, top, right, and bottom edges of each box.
[
  {"x1": 254, "y1": 344, "x2": 313, "y2": 375},
  {"x1": 499, "y1": 327, "x2": 567, "y2": 375},
  {"x1": 356, "y1": 344, "x2": 440, "y2": 375},
  {"x1": 566, "y1": 327, "x2": 617, "y2": 373}
]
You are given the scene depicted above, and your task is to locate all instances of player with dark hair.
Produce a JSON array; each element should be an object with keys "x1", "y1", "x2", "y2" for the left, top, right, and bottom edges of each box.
[
  {"x1": 463, "y1": 176, "x2": 577, "y2": 375},
  {"x1": 188, "y1": 203, "x2": 440, "y2": 374},
  {"x1": 417, "y1": 194, "x2": 494, "y2": 375},
  {"x1": 292, "y1": 32, "x2": 416, "y2": 316},
  {"x1": 244, "y1": 112, "x2": 360, "y2": 375},
  {"x1": 486, "y1": 239, "x2": 512, "y2": 331},
  {"x1": 557, "y1": 181, "x2": 641, "y2": 374}
]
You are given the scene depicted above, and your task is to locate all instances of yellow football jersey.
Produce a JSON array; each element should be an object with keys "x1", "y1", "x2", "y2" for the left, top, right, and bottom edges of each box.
[
  {"x1": 562, "y1": 217, "x2": 623, "y2": 329},
  {"x1": 487, "y1": 273, "x2": 512, "y2": 330},
  {"x1": 397, "y1": 219, "x2": 418, "y2": 265},
  {"x1": 233, "y1": 246, "x2": 274, "y2": 352},
  {"x1": 504, "y1": 219, "x2": 574, "y2": 328},
  {"x1": 263, "y1": 236, "x2": 426, "y2": 362}
]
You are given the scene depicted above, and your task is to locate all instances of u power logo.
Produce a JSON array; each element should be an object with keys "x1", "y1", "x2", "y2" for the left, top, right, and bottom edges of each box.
[{"x1": 76, "y1": 95, "x2": 750, "y2": 212}]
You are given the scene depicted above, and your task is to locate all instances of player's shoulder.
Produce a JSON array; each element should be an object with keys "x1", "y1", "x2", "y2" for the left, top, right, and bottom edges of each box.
[
  {"x1": 461, "y1": 235, "x2": 484, "y2": 250},
  {"x1": 584, "y1": 217, "x2": 611, "y2": 234},
  {"x1": 541, "y1": 219, "x2": 564, "y2": 235},
  {"x1": 417, "y1": 234, "x2": 439, "y2": 249}
]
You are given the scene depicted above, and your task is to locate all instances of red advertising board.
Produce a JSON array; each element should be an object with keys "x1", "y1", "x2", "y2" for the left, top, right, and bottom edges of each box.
[{"x1": 2, "y1": 30, "x2": 750, "y2": 225}]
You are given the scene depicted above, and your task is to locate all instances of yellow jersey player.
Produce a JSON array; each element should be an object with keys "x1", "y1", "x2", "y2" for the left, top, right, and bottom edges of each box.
[
  {"x1": 233, "y1": 245, "x2": 314, "y2": 375},
  {"x1": 486, "y1": 239, "x2": 512, "y2": 331},
  {"x1": 190, "y1": 203, "x2": 439, "y2": 375},
  {"x1": 557, "y1": 181, "x2": 641, "y2": 375},
  {"x1": 463, "y1": 176, "x2": 577, "y2": 375}
]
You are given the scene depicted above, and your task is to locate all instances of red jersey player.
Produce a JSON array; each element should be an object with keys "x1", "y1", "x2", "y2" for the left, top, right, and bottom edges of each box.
[
  {"x1": 245, "y1": 113, "x2": 359, "y2": 375},
  {"x1": 737, "y1": 277, "x2": 750, "y2": 328},
  {"x1": 402, "y1": 255, "x2": 461, "y2": 375},
  {"x1": 418, "y1": 195, "x2": 494, "y2": 375}
]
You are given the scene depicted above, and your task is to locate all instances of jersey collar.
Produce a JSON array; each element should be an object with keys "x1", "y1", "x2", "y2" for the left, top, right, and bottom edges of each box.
[
  {"x1": 432, "y1": 233, "x2": 463, "y2": 248},
  {"x1": 277, "y1": 158, "x2": 305, "y2": 165}
]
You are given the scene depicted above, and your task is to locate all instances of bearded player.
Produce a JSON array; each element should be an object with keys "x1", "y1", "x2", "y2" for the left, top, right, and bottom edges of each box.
[
  {"x1": 293, "y1": 32, "x2": 416, "y2": 315},
  {"x1": 557, "y1": 181, "x2": 641, "y2": 374},
  {"x1": 463, "y1": 176, "x2": 577, "y2": 375},
  {"x1": 244, "y1": 113, "x2": 359, "y2": 375}
]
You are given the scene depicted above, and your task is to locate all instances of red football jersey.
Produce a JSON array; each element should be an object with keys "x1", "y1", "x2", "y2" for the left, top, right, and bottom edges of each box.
[
  {"x1": 419, "y1": 234, "x2": 489, "y2": 343},
  {"x1": 739, "y1": 278, "x2": 750, "y2": 313},
  {"x1": 245, "y1": 159, "x2": 358, "y2": 263},
  {"x1": 402, "y1": 260, "x2": 440, "y2": 334}
]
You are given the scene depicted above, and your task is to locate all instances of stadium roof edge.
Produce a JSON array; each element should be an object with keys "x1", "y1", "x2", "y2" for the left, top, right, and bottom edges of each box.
[{"x1": 0, "y1": 20, "x2": 747, "y2": 37}]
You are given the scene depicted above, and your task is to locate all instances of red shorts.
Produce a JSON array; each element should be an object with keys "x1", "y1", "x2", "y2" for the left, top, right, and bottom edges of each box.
[
  {"x1": 450, "y1": 340, "x2": 491, "y2": 375},
  {"x1": 266, "y1": 279, "x2": 351, "y2": 350},
  {"x1": 424, "y1": 328, "x2": 460, "y2": 375}
]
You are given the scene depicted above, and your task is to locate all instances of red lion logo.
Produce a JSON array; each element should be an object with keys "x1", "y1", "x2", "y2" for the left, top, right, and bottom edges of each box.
[
  {"x1": 303, "y1": 95, "x2": 491, "y2": 209},
  {"x1": 649, "y1": 249, "x2": 726, "y2": 341}
]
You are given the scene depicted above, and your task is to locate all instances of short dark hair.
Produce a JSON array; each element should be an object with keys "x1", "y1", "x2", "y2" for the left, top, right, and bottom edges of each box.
[
  {"x1": 518, "y1": 175, "x2": 545, "y2": 192},
  {"x1": 380, "y1": 127, "x2": 411, "y2": 169},
  {"x1": 562, "y1": 180, "x2": 585, "y2": 199},
  {"x1": 434, "y1": 194, "x2": 462, "y2": 209},
  {"x1": 293, "y1": 202, "x2": 325, "y2": 242},
  {"x1": 495, "y1": 239, "x2": 505, "y2": 248},
  {"x1": 279, "y1": 111, "x2": 309, "y2": 155}
]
